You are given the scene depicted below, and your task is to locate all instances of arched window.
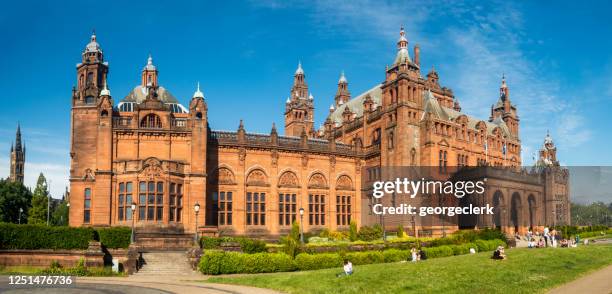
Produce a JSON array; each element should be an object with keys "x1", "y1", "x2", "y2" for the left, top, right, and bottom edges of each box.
[{"x1": 141, "y1": 114, "x2": 162, "y2": 129}]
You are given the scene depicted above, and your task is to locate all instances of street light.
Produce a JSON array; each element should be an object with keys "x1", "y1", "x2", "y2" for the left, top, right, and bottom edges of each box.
[
  {"x1": 18, "y1": 208, "x2": 23, "y2": 224},
  {"x1": 130, "y1": 203, "x2": 136, "y2": 244},
  {"x1": 299, "y1": 208, "x2": 305, "y2": 244},
  {"x1": 194, "y1": 201, "x2": 200, "y2": 243},
  {"x1": 66, "y1": 203, "x2": 70, "y2": 226}
]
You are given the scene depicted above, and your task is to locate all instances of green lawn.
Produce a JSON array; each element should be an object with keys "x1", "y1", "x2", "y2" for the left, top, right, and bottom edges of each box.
[{"x1": 205, "y1": 244, "x2": 612, "y2": 294}]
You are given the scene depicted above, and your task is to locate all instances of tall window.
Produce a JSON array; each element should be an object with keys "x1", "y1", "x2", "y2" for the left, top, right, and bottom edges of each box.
[
  {"x1": 84, "y1": 188, "x2": 92, "y2": 223},
  {"x1": 118, "y1": 182, "x2": 133, "y2": 221},
  {"x1": 246, "y1": 192, "x2": 265, "y2": 225},
  {"x1": 216, "y1": 191, "x2": 232, "y2": 225},
  {"x1": 139, "y1": 181, "x2": 164, "y2": 221},
  {"x1": 336, "y1": 195, "x2": 351, "y2": 226},
  {"x1": 141, "y1": 114, "x2": 162, "y2": 129},
  {"x1": 308, "y1": 194, "x2": 325, "y2": 225},
  {"x1": 439, "y1": 150, "x2": 448, "y2": 173},
  {"x1": 169, "y1": 183, "x2": 183, "y2": 222},
  {"x1": 279, "y1": 193, "x2": 297, "y2": 226}
]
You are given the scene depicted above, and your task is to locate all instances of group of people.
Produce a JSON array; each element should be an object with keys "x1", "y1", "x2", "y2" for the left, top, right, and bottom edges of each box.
[{"x1": 517, "y1": 227, "x2": 581, "y2": 248}]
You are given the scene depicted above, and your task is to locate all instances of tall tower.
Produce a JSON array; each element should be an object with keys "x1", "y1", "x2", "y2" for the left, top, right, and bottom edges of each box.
[
  {"x1": 141, "y1": 54, "x2": 158, "y2": 89},
  {"x1": 284, "y1": 62, "x2": 315, "y2": 137},
  {"x1": 70, "y1": 32, "x2": 112, "y2": 226},
  {"x1": 490, "y1": 75, "x2": 519, "y2": 137},
  {"x1": 74, "y1": 31, "x2": 108, "y2": 106},
  {"x1": 9, "y1": 124, "x2": 25, "y2": 183},
  {"x1": 380, "y1": 27, "x2": 422, "y2": 166},
  {"x1": 334, "y1": 71, "x2": 350, "y2": 106}
]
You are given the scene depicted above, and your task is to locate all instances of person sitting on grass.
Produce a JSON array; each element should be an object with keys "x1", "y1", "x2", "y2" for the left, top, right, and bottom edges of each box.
[
  {"x1": 491, "y1": 246, "x2": 506, "y2": 260},
  {"x1": 419, "y1": 248, "x2": 427, "y2": 260},
  {"x1": 411, "y1": 247, "x2": 418, "y2": 262},
  {"x1": 343, "y1": 259, "x2": 353, "y2": 276}
]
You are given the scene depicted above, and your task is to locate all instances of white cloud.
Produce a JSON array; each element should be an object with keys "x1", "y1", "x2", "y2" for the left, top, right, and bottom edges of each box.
[
  {"x1": 251, "y1": 0, "x2": 590, "y2": 164},
  {"x1": 0, "y1": 156, "x2": 68, "y2": 199}
]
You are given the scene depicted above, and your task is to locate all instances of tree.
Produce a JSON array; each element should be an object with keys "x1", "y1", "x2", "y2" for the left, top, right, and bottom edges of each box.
[
  {"x1": 0, "y1": 179, "x2": 32, "y2": 223},
  {"x1": 51, "y1": 200, "x2": 69, "y2": 226},
  {"x1": 28, "y1": 173, "x2": 49, "y2": 224}
]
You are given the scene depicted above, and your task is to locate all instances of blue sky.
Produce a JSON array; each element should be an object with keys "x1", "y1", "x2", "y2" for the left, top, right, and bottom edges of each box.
[{"x1": 1, "y1": 0, "x2": 611, "y2": 197}]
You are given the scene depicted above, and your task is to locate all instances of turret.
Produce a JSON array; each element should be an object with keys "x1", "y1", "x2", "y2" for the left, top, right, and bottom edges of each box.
[{"x1": 335, "y1": 71, "x2": 351, "y2": 106}]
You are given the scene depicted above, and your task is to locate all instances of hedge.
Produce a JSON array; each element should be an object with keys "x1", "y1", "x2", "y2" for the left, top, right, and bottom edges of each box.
[
  {"x1": 0, "y1": 223, "x2": 132, "y2": 250},
  {"x1": 294, "y1": 253, "x2": 343, "y2": 271},
  {"x1": 200, "y1": 236, "x2": 267, "y2": 253},
  {"x1": 95, "y1": 227, "x2": 131, "y2": 249},
  {"x1": 0, "y1": 223, "x2": 95, "y2": 250},
  {"x1": 345, "y1": 251, "x2": 385, "y2": 265},
  {"x1": 200, "y1": 239, "x2": 507, "y2": 275},
  {"x1": 198, "y1": 250, "x2": 295, "y2": 274}
]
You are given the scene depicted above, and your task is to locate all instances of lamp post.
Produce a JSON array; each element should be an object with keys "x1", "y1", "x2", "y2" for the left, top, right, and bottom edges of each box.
[
  {"x1": 299, "y1": 208, "x2": 305, "y2": 244},
  {"x1": 194, "y1": 202, "x2": 200, "y2": 243},
  {"x1": 130, "y1": 203, "x2": 136, "y2": 244},
  {"x1": 66, "y1": 203, "x2": 70, "y2": 226},
  {"x1": 18, "y1": 208, "x2": 23, "y2": 224}
]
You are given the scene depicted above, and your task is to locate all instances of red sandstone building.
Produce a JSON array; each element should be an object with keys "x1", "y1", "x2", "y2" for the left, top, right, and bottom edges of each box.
[{"x1": 68, "y1": 28, "x2": 569, "y2": 239}]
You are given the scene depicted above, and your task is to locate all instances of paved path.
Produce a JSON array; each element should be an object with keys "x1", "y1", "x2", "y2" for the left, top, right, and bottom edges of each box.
[
  {"x1": 548, "y1": 239, "x2": 612, "y2": 294},
  {"x1": 0, "y1": 274, "x2": 282, "y2": 294},
  {"x1": 548, "y1": 264, "x2": 612, "y2": 294}
]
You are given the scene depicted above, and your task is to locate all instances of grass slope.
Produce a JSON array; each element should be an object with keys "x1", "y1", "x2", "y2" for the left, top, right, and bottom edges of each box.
[{"x1": 206, "y1": 245, "x2": 612, "y2": 294}]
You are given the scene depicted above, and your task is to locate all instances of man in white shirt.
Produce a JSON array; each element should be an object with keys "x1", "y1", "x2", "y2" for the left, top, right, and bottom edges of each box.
[{"x1": 343, "y1": 259, "x2": 353, "y2": 275}]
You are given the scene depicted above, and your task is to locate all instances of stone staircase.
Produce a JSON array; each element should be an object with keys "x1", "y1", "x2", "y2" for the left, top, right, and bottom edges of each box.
[{"x1": 133, "y1": 251, "x2": 196, "y2": 276}]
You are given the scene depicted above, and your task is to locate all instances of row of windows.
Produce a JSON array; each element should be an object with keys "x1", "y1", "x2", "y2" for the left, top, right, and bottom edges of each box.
[
  {"x1": 115, "y1": 181, "x2": 183, "y2": 222},
  {"x1": 213, "y1": 191, "x2": 351, "y2": 226}
]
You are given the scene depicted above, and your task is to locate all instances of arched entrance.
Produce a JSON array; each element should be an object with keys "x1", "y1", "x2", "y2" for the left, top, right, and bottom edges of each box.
[
  {"x1": 510, "y1": 192, "x2": 522, "y2": 233},
  {"x1": 528, "y1": 194, "x2": 536, "y2": 230},
  {"x1": 492, "y1": 190, "x2": 504, "y2": 229}
]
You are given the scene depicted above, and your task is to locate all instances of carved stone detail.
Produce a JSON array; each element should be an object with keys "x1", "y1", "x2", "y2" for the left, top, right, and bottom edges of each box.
[
  {"x1": 308, "y1": 173, "x2": 327, "y2": 189},
  {"x1": 278, "y1": 171, "x2": 299, "y2": 188},
  {"x1": 246, "y1": 169, "x2": 268, "y2": 186},
  {"x1": 336, "y1": 175, "x2": 353, "y2": 191}
]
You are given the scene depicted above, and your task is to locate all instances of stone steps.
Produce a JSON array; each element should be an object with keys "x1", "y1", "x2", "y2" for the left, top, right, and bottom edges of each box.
[{"x1": 133, "y1": 251, "x2": 197, "y2": 276}]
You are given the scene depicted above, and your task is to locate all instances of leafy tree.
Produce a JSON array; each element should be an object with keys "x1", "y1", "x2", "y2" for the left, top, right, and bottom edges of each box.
[
  {"x1": 0, "y1": 179, "x2": 32, "y2": 223},
  {"x1": 28, "y1": 173, "x2": 49, "y2": 224},
  {"x1": 51, "y1": 200, "x2": 69, "y2": 226}
]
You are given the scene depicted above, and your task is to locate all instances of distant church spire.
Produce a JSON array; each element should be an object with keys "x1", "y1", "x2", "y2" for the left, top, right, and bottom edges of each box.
[{"x1": 9, "y1": 123, "x2": 25, "y2": 183}]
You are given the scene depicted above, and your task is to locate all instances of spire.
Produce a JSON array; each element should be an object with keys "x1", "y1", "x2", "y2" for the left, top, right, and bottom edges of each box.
[
  {"x1": 308, "y1": 93, "x2": 314, "y2": 100},
  {"x1": 271, "y1": 122, "x2": 277, "y2": 135},
  {"x1": 295, "y1": 61, "x2": 304, "y2": 75},
  {"x1": 397, "y1": 26, "x2": 408, "y2": 49},
  {"x1": 338, "y1": 71, "x2": 347, "y2": 84},
  {"x1": 193, "y1": 82, "x2": 204, "y2": 99},
  {"x1": 84, "y1": 30, "x2": 102, "y2": 53},
  {"x1": 144, "y1": 54, "x2": 156, "y2": 71},
  {"x1": 15, "y1": 123, "x2": 22, "y2": 152},
  {"x1": 100, "y1": 81, "x2": 111, "y2": 96},
  {"x1": 393, "y1": 26, "x2": 411, "y2": 65},
  {"x1": 499, "y1": 74, "x2": 509, "y2": 101}
]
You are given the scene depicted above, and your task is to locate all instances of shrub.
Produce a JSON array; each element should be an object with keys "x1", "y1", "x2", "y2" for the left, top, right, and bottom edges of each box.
[
  {"x1": 358, "y1": 224, "x2": 383, "y2": 241},
  {"x1": 474, "y1": 239, "x2": 505, "y2": 252},
  {"x1": 422, "y1": 245, "x2": 454, "y2": 258},
  {"x1": 345, "y1": 251, "x2": 384, "y2": 265},
  {"x1": 236, "y1": 238, "x2": 267, "y2": 254},
  {"x1": 397, "y1": 225, "x2": 405, "y2": 238},
  {"x1": 349, "y1": 221, "x2": 358, "y2": 241},
  {"x1": 0, "y1": 223, "x2": 95, "y2": 250},
  {"x1": 199, "y1": 236, "x2": 267, "y2": 253},
  {"x1": 294, "y1": 253, "x2": 343, "y2": 271},
  {"x1": 290, "y1": 222, "x2": 301, "y2": 241},
  {"x1": 383, "y1": 249, "x2": 410, "y2": 262},
  {"x1": 198, "y1": 250, "x2": 295, "y2": 275},
  {"x1": 95, "y1": 227, "x2": 131, "y2": 249}
]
